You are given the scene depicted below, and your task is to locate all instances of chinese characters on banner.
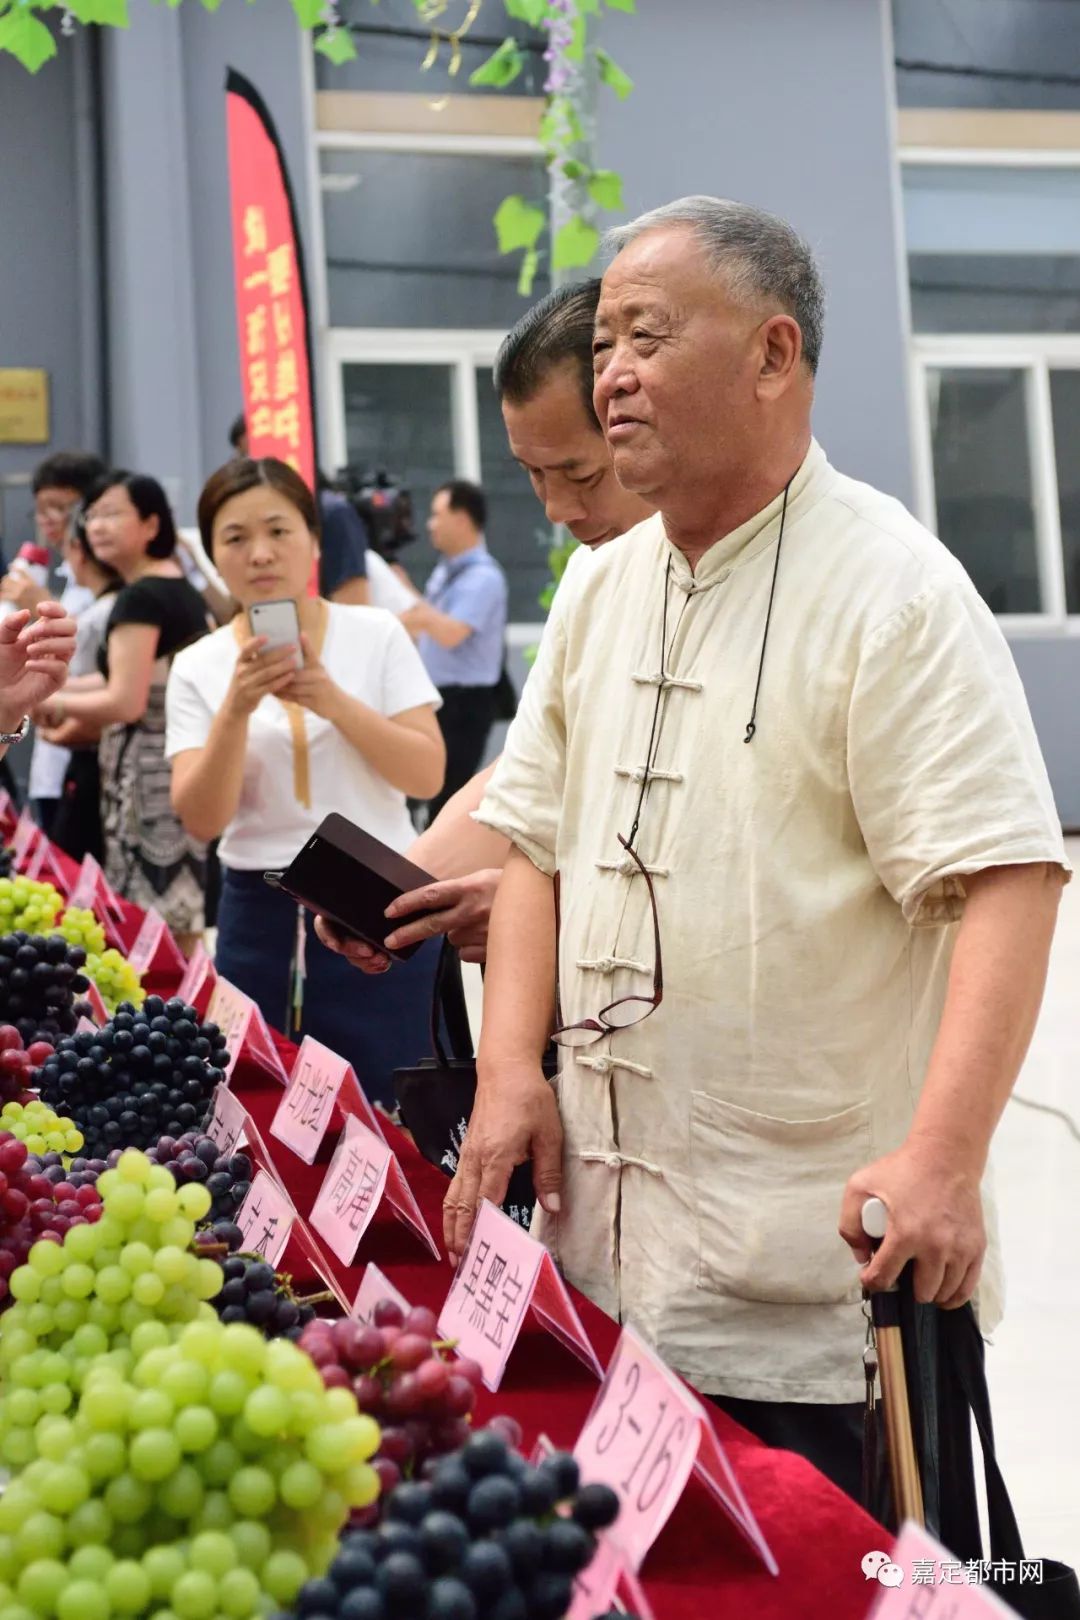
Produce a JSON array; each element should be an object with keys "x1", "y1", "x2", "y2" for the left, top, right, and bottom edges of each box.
[
  {"x1": 868, "y1": 1525, "x2": 1029, "y2": 1618},
  {"x1": 271, "y1": 1036, "x2": 384, "y2": 1165},
  {"x1": 206, "y1": 977, "x2": 289, "y2": 1086},
  {"x1": 225, "y1": 70, "x2": 316, "y2": 517},
  {"x1": 236, "y1": 1169, "x2": 294, "y2": 1269},
  {"x1": 310, "y1": 1114, "x2": 438, "y2": 1266},
  {"x1": 437, "y1": 1200, "x2": 602, "y2": 1394},
  {"x1": 128, "y1": 907, "x2": 187, "y2": 978},
  {"x1": 573, "y1": 1325, "x2": 777, "y2": 1576}
]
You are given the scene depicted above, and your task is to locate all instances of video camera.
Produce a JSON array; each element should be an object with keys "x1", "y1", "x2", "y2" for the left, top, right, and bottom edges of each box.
[{"x1": 333, "y1": 468, "x2": 416, "y2": 563}]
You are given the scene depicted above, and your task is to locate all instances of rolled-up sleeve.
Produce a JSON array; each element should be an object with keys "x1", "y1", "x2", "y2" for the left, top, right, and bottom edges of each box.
[
  {"x1": 472, "y1": 563, "x2": 577, "y2": 878},
  {"x1": 848, "y1": 580, "x2": 1070, "y2": 925}
]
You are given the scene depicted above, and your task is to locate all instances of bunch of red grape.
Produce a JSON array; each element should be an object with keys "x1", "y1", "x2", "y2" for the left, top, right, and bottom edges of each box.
[
  {"x1": 300, "y1": 1299, "x2": 489, "y2": 1514},
  {"x1": 0, "y1": 1129, "x2": 102, "y2": 1304},
  {"x1": 0, "y1": 1023, "x2": 54, "y2": 1105}
]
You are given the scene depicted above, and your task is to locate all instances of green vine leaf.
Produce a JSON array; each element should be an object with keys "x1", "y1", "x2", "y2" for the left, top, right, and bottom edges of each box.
[
  {"x1": 604, "y1": 0, "x2": 636, "y2": 11},
  {"x1": 0, "y1": 12, "x2": 57, "y2": 72},
  {"x1": 469, "y1": 36, "x2": 524, "y2": 89},
  {"x1": 561, "y1": 158, "x2": 587, "y2": 180},
  {"x1": 199, "y1": 0, "x2": 224, "y2": 11},
  {"x1": 68, "y1": 0, "x2": 131, "y2": 24},
  {"x1": 578, "y1": 0, "x2": 600, "y2": 13},
  {"x1": 586, "y1": 168, "x2": 623, "y2": 211},
  {"x1": 553, "y1": 216, "x2": 600, "y2": 271},
  {"x1": 494, "y1": 194, "x2": 546, "y2": 254},
  {"x1": 595, "y1": 46, "x2": 634, "y2": 98},
  {"x1": 315, "y1": 26, "x2": 358, "y2": 64},
  {"x1": 566, "y1": 11, "x2": 587, "y2": 63},
  {"x1": 517, "y1": 247, "x2": 541, "y2": 297},
  {"x1": 291, "y1": 0, "x2": 324, "y2": 26},
  {"x1": 503, "y1": 0, "x2": 548, "y2": 23}
]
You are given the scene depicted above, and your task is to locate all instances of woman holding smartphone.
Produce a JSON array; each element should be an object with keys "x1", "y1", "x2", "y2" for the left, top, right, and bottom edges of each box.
[{"x1": 165, "y1": 458, "x2": 446, "y2": 1107}]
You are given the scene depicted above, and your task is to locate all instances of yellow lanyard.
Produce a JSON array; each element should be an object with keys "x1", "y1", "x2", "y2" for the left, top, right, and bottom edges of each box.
[{"x1": 233, "y1": 600, "x2": 328, "y2": 810}]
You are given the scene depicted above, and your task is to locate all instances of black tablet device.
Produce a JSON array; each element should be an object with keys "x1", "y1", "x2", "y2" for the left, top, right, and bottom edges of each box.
[{"x1": 265, "y1": 812, "x2": 438, "y2": 962}]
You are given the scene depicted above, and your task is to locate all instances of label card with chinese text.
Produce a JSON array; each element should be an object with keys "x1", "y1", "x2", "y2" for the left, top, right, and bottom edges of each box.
[
  {"x1": 438, "y1": 1200, "x2": 602, "y2": 1393},
  {"x1": 869, "y1": 1524, "x2": 1025, "y2": 1618},
  {"x1": 352, "y1": 1263, "x2": 411, "y2": 1324},
  {"x1": 82, "y1": 979, "x2": 108, "y2": 1026},
  {"x1": 128, "y1": 907, "x2": 187, "y2": 977},
  {"x1": 177, "y1": 942, "x2": 216, "y2": 1015},
  {"x1": 12, "y1": 808, "x2": 41, "y2": 865},
  {"x1": 271, "y1": 1036, "x2": 383, "y2": 1165},
  {"x1": 75, "y1": 1016, "x2": 97, "y2": 1036},
  {"x1": 25, "y1": 836, "x2": 69, "y2": 893},
  {"x1": 206, "y1": 977, "x2": 288, "y2": 1086},
  {"x1": 68, "y1": 853, "x2": 126, "y2": 923},
  {"x1": 236, "y1": 1169, "x2": 294, "y2": 1268},
  {"x1": 573, "y1": 1324, "x2": 776, "y2": 1576},
  {"x1": 311, "y1": 1115, "x2": 438, "y2": 1266},
  {"x1": 205, "y1": 1084, "x2": 249, "y2": 1158}
]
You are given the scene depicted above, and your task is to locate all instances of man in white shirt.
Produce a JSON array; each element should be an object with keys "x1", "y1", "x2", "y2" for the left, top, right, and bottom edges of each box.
[{"x1": 449, "y1": 197, "x2": 1069, "y2": 1496}]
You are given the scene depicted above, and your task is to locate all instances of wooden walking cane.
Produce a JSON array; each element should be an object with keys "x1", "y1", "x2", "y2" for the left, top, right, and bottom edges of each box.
[{"x1": 862, "y1": 1196, "x2": 925, "y2": 1526}]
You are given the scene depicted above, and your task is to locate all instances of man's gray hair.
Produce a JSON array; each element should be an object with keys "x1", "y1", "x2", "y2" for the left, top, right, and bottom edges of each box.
[{"x1": 603, "y1": 196, "x2": 825, "y2": 374}]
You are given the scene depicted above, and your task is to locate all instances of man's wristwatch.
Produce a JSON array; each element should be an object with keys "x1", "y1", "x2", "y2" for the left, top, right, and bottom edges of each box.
[{"x1": 0, "y1": 715, "x2": 30, "y2": 745}]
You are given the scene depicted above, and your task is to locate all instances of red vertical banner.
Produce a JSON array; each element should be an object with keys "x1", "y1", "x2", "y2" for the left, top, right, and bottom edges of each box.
[{"x1": 225, "y1": 69, "x2": 317, "y2": 500}]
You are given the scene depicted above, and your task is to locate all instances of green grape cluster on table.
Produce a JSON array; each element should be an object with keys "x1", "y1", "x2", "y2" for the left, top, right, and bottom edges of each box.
[
  {"x1": 56, "y1": 909, "x2": 106, "y2": 960},
  {"x1": 0, "y1": 1100, "x2": 82, "y2": 1155},
  {"x1": 84, "y1": 950, "x2": 145, "y2": 1015},
  {"x1": 0, "y1": 878, "x2": 64, "y2": 937}
]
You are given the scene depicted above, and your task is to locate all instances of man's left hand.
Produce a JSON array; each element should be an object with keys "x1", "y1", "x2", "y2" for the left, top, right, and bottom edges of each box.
[
  {"x1": 0, "y1": 603, "x2": 78, "y2": 733},
  {"x1": 838, "y1": 1136, "x2": 987, "y2": 1309}
]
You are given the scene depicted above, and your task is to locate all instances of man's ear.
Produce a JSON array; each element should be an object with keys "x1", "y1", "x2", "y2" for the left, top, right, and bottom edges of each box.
[{"x1": 757, "y1": 314, "x2": 803, "y2": 396}]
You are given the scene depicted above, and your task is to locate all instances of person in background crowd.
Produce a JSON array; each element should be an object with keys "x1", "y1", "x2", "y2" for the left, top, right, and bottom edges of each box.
[
  {"x1": 318, "y1": 279, "x2": 653, "y2": 972},
  {"x1": 166, "y1": 458, "x2": 445, "y2": 1109},
  {"x1": 0, "y1": 451, "x2": 105, "y2": 834},
  {"x1": 35, "y1": 472, "x2": 209, "y2": 950},
  {"x1": 0, "y1": 603, "x2": 78, "y2": 763},
  {"x1": 400, "y1": 480, "x2": 508, "y2": 823},
  {"x1": 229, "y1": 415, "x2": 370, "y2": 607},
  {"x1": 47, "y1": 515, "x2": 123, "y2": 863},
  {"x1": 451, "y1": 197, "x2": 1069, "y2": 1498}
]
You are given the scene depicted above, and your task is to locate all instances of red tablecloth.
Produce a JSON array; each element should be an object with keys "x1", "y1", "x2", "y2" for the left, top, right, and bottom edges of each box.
[{"x1": 14, "y1": 844, "x2": 887, "y2": 1620}]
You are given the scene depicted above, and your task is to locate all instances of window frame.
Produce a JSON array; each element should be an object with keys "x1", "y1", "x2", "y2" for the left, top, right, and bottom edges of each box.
[{"x1": 911, "y1": 333, "x2": 1080, "y2": 635}]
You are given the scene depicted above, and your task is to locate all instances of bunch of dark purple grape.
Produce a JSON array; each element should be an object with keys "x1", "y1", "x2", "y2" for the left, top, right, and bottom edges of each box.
[
  {"x1": 271, "y1": 1430, "x2": 622, "y2": 1620},
  {"x1": 0, "y1": 932, "x2": 91, "y2": 1047},
  {"x1": 148, "y1": 1130, "x2": 253, "y2": 1220},
  {"x1": 25, "y1": 1146, "x2": 109, "y2": 1191},
  {"x1": 191, "y1": 1223, "x2": 324, "y2": 1343},
  {"x1": 35, "y1": 993, "x2": 228, "y2": 1156}
]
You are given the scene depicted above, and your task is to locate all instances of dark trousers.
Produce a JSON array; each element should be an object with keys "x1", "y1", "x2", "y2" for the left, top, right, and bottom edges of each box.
[
  {"x1": 215, "y1": 866, "x2": 442, "y2": 1110},
  {"x1": 712, "y1": 1394, "x2": 865, "y2": 1503},
  {"x1": 428, "y1": 684, "x2": 499, "y2": 822}
]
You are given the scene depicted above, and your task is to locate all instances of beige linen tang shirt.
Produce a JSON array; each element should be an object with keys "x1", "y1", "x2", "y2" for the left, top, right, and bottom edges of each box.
[{"x1": 476, "y1": 441, "x2": 1068, "y2": 1404}]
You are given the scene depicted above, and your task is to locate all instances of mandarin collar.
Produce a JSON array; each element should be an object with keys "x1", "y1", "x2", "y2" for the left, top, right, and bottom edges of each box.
[{"x1": 662, "y1": 439, "x2": 830, "y2": 593}]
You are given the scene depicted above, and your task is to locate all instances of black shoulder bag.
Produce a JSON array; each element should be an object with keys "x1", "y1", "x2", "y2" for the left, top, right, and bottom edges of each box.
[{"x1": 393, "y1": 939, "x2": 551, "y2": 1229}]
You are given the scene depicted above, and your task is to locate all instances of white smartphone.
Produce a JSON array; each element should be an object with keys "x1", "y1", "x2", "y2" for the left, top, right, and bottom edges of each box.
[{"x1": 249, "y1": 598, "x2": 301, "y2": 666}]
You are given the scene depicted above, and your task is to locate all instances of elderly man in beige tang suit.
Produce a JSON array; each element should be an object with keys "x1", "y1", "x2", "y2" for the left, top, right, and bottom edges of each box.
[{"x1": 443, "y1": 196, "x2": 1069, "y2": 1498}]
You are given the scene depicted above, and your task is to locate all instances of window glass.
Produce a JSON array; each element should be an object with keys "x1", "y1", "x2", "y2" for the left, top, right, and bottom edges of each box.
[
  {"x1": 928, "y1": 367, "x2": 1042, "y2": 613},
  {"x1": 893, "y1": 0, "x2": 1080, "y2": 110},
  {"x1": 322, "y1": 148, "x2": 550, "y2": 330},
  {"x1": 1051, "y1": 369, "x2": 1080, "y2": 615},
  {"x1": 316, "y1": 0, "x2": 546, "y2": 96}
]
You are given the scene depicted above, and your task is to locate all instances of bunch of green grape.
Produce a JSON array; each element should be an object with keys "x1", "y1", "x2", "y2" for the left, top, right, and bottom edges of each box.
[
  {"x1": 0, "y1": 1150, "x2": 221, "y2": 1385},
  {"x1": 0, "y1": 876, "x2": 64, "y2": 936},
  {"x1": 0, "y1": 1322, "x2": 381, "y2": 1619},
  {"x1": 84, "y1": 949, "x2": 145, "y2": 1015},
  {"x1": 57, "y1": 908, "x2": 106, "y2": 960},
  {"x1": 0, "y1": 1099, "x2": 82, "y2": 1155}
]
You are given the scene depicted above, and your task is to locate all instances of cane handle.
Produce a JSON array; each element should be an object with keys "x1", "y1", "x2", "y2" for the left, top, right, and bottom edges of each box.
[{"x1": 861, "y1": 1196, "x2": 888, "y2": 1243}]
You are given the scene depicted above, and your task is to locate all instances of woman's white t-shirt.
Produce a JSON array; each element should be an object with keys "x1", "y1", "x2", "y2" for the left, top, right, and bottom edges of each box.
[{"x1": 164, "y1": 603, "x2": 440, "y2": 870}]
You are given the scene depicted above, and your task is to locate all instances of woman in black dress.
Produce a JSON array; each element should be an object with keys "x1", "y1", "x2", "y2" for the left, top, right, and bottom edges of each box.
[{"x1": 36, "y1": 473, "x2": 209, "y2": 949}]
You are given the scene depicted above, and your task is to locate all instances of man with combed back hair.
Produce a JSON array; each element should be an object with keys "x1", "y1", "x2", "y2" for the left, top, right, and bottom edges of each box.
[{"x1": 447, "y1": 196, "x2": 1068, "y2": 1496}]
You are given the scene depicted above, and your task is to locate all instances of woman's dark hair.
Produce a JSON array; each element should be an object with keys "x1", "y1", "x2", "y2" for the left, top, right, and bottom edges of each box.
[
  {"x1": 70, "y1": 512, "x2": 124, "y2": 593},
  {"x1": 86, "y1": 471, "x2": 179, "y2": 560},
  {"x1": 197, "y1": 458, "x2": 320, "y2": 557}
]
